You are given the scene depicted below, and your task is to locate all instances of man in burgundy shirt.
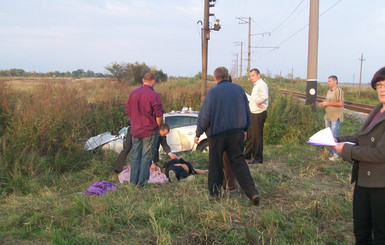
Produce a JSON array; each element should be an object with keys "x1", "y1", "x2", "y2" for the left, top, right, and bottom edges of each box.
[{"x1": 126, "y1": 73, "x2": 164, "y2": 186}]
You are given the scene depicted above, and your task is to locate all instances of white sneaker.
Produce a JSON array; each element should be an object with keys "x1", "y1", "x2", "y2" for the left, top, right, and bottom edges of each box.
[
  {"x1": 168, "y1": 170, "x2": 178, "y2": 182},
  {"x1": 328, "y1": 153, "x2": 339, "y2": 161}
]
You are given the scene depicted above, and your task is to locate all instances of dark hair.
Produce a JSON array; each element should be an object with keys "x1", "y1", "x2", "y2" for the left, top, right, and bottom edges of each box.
[
  {"x1": 159, "y1": 123, "x2": 170, "y2": 132},
  {"x1": 214, "y1": 67, "x2": 229, "y2": 81},
  {"x1": 371, "y1": 67, "x2": 385, "y2": 90},
  {"x1": 250, "y1": 68, "x2": 260, "y2": 75},
  {"x1": 328, "y1": 75, "x2": 338, "y2": 83}
]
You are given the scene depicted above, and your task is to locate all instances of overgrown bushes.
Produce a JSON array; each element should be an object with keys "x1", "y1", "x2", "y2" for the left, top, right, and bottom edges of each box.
[{"x1": 264, "y1": 87, "x2": 324, "y2": 144}]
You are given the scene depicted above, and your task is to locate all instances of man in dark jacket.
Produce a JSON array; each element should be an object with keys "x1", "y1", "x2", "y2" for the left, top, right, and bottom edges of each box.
[{"x1": 194, "y1": 66, "x2": 260, "y2": 205}]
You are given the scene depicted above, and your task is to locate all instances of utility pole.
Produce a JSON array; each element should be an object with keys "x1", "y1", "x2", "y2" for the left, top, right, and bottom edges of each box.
[
  {"x1": 230, "y1": 53, "x2": 238, "y2": 79},
  {"x1": 200, "y1": 0, "x2": 220, "y2": 102},
  {"x1": 236, "y1": 17, "x2": 252, "y2": 74},
  {"x1": 305, "y1": 0, "x2": 319, "y2": 112},
  {"x1": 359, "y1": 53, "x2": 365, "y2": 97},
  {"x1": 234, "y1": 41, "x2": 243, "y2": 78}
]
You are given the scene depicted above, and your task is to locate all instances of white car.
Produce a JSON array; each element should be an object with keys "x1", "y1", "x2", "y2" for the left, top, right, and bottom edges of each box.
[
  {"x1": 162, "y1": 108, "x2": 208, "y2": 153},
  {"x1": 85, "y1": 107, "x2": 208, "y2": 154}
]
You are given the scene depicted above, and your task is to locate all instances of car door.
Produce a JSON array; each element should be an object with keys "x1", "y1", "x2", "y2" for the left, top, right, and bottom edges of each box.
[{"x1": 164, "y1": 115, "x2": 197, "y2": 153}]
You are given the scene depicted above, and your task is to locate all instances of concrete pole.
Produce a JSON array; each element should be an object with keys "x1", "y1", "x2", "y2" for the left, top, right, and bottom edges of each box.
[
  {"x1": 359, "y1": 54, "x2": 364, "y2": 97},
  {"x1": 201, "y1": 0, "x2": 209, "y2": 102},
  {"x1": 240, "y1": 42, "x2": 243, "y2": 78},
  {"x1": 305, "y1": 0, "x2": 319, "y2": 112}
]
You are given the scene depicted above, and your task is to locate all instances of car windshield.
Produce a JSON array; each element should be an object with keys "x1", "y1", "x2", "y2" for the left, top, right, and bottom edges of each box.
[{"x1": 165, "y1": 116, "x2": 197, "y2": 129}]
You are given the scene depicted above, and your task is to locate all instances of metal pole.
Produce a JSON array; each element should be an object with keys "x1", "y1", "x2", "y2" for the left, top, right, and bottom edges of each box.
[{"x1": 305, "y1": 0, "x2": 319, "y2": 112}]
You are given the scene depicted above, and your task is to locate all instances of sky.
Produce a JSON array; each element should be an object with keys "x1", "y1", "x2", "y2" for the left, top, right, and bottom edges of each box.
[{"x1": 1, "y1": 0, "x2": 384, "y2": 84}]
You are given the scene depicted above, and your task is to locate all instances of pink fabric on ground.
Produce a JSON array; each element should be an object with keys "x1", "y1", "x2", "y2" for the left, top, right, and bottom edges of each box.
[{"x1": 118, "y1": 165, "x2": 169, "y2": 184}]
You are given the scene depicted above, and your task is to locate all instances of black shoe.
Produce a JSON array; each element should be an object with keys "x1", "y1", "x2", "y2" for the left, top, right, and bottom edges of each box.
[{"x1": 251, "y1": 195, "x2": 260, "y2": 206}]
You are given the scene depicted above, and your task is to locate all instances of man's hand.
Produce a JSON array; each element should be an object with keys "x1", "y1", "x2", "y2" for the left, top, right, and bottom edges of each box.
[
  {"x1": 319, "y1": 101, "x2": 328, "y2": 107},
  {"x1": 168, "y1": 152, "x2": 178, "y2": 159},
  {"x1": 194, "y1": 136, "x2": 199, "y2": 144}
]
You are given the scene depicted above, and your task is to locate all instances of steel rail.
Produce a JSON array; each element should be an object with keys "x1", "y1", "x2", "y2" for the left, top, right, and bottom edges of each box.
[{"x1": 280, "y1": 90, "x2": 375, "y2": 114}]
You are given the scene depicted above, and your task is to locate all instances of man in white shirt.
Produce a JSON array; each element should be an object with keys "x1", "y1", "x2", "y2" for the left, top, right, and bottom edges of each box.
[{"x1": 244, "y1": 68, "x2": 269, "y2": 164}]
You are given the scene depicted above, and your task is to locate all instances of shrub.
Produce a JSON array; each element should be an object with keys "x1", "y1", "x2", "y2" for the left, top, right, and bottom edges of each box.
[{"x1": 264, "y1": 87, "x2": 323, "y2": 144}]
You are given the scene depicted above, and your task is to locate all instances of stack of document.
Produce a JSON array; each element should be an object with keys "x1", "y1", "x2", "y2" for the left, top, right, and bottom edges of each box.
[{"x1": 306, "y1": 127, "x2": 337, "y2": 147}]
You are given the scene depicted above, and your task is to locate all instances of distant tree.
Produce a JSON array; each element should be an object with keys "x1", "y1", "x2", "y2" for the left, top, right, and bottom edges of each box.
[
  {"x1": 72, "y1": 69, "x2": 85, "y2": 77},
  {"x1": 105, "y1": 62, "x2": 127, "y2": 83},
  {"x1": 9, "y1": 69, "x2": 26, "y2": 76},
  {"x1": 153, "y1": 69, "x2": 168, "y2": 82},
  {"x1": 86, "y1": 70, "x2": 94, "y2": 77},
  {"x1": 127, "y1": 62, "x2": 150, "y2": 85},
  {"x1": 105, "y1": 61, "x2": 167, "y2": 84}
]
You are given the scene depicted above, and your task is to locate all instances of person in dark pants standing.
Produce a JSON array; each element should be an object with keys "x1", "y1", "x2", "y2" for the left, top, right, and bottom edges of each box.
[
  {"x1": 195, "y1": 66, "x2": 260, "y2": 205},
  {"x1": 244, "y1": 68, "x2": 268, "y2": 164}
]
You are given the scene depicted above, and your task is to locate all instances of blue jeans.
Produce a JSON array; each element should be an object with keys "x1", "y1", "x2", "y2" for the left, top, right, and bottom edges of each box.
[
  {"x1": 130, "y1": 130, "x2": 159, "y2": 186},
  {"x1": 325, "y1": 119, "x2": 340, "y2": 155}
]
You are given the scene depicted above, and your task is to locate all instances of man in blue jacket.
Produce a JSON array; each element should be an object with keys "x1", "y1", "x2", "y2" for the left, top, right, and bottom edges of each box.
[{"x1": 194, "y1": 66, "x2": 260, "y2": 205}]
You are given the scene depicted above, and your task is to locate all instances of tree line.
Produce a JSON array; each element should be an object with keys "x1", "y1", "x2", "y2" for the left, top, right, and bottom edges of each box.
[
  {"x1": 0, "y1": 61, "x2": 168, "y2": 85},
  {"x1": 0, "y1": 68, "x2": 105, "y2": 78}
]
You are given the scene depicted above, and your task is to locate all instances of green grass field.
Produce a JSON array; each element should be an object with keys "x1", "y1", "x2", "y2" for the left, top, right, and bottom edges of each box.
[{"x1": 0, "y1": 76, "x2": 374, "y2": 244}]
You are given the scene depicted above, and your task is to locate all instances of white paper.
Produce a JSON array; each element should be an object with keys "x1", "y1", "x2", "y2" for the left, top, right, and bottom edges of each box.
[{"x1": 306, "y1": 127, "x2": 337, "y2": 147}]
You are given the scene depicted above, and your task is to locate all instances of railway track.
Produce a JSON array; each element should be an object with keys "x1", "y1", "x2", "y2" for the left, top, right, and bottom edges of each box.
[{"x1": 281, "y1": 90, "x2": 375, "y2": 114}]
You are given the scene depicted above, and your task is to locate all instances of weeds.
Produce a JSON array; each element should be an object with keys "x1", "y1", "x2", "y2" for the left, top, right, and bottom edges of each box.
[{"x1": 0, "y1": 76, "x2": 361, "y2": 244}]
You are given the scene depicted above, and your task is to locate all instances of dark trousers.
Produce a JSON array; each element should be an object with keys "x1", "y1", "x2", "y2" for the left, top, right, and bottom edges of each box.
[
  {"x1": 244, "y1": 111, "x2": 267, "y2": 162},
  {"x1": 208, "y1": 131, "x2": 258, "y2": 199},
  {"x1": 353, "y1": 184, "x2": 385, "y2": 244},
  {"x1": 222, "y1": 152, "x2": 236, "y2": 191},
  {"x1": 112, "y1": 129, "x2": 132, "y2": 173},
  {"x1": 165, "y1": 166, "x2": 189, "y2": 181}
]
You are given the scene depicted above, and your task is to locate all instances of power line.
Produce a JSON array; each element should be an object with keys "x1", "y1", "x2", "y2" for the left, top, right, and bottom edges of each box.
[
  {"x1": 275, "y1": 0, "x2": 342, "y2": 47},
  {"x1": 271, "y1": 0, "x2": 306, "y2": 33}
]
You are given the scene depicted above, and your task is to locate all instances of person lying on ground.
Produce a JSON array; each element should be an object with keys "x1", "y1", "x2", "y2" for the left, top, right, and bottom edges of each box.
[
  {"x1": 112, "y1": 123, "x2": 178, "y2": 173},
  {"x1": 163, "y1": 158, "x2": 208, "y2": 182}
]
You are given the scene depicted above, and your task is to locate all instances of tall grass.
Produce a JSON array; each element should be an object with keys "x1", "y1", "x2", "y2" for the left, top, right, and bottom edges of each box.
[{"x1": 0, "y1": 76, "x2": 361, "y2": 244}]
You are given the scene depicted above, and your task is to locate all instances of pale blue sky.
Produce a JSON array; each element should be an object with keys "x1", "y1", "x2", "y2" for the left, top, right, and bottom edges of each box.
[{"x1": 0, "y1": 0, "x2": 384, "y2": 84}]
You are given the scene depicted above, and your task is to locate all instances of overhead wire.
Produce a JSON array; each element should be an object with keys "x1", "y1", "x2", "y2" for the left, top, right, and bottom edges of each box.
[
  {"x1": 271, "y1": 0, "x2": 306, "y2": 34},
  {"x1": 276, "y1": 0, "x2": 343, "y2": 47},
  {"x1": 256, "y1": 0, "x2": 342, "y2": 62}
]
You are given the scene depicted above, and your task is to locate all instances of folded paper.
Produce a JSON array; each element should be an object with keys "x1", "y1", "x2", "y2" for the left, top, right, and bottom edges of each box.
[{"x1": 306, "y1": 127, "x2": 337, "y2": 147}]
